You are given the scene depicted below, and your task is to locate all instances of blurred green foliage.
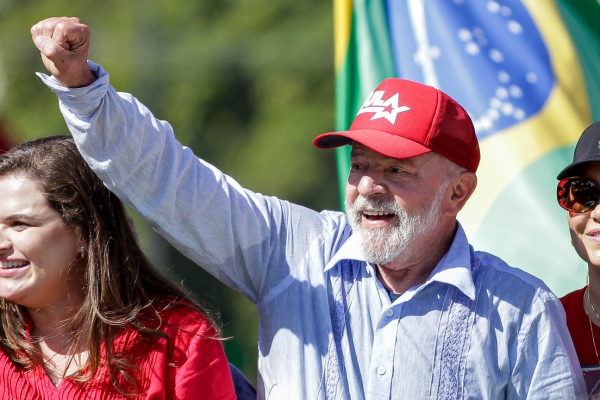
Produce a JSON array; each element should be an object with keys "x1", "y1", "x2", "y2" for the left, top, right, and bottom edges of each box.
[{"x1": 0, "y1": 0, "x2": 339, "y2": 385}]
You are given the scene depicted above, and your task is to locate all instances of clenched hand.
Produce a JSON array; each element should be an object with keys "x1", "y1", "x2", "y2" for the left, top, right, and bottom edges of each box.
[{"x1": 31, "y1": 17, "x2": 96, "y2": 88}]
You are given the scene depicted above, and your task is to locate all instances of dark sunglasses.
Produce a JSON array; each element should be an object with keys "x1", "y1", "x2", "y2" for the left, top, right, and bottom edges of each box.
[{"x1": 557, "y1": 177, "x2": 600, "y2": 213}]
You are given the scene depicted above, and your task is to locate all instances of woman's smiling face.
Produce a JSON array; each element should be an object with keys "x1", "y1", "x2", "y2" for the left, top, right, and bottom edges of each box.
[
  {"x1": 567, "y1": 162, "x2": 600, "y2": 269},
  {"x1": 0, "y1": 174, "x2": 84, "y2": 310}
]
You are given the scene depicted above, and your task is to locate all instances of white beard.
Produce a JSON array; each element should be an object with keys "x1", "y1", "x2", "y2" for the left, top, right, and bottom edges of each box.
[{"x1": 345, "y1": 186, "x2": 445, "y2": 265}]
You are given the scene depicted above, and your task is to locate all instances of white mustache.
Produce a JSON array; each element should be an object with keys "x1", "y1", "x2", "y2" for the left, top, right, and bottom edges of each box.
[
  {"x1": 345, "y1": 189, "x2": 444, "y2": 265},
  {"x1": 350, "y1": 195, "x2": 402, "y2": 215}
]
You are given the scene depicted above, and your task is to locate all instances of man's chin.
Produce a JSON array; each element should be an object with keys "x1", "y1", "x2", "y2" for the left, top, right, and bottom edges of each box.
[
  {"x1": 362, "y1": 252, "x2": 397, "y2": 266},
  {"x1": 359, "y1": 239, "x2": 405, "y2": 265},
  {"x1": 356, "y1": 224, "x2": 395, "y2": 235}
]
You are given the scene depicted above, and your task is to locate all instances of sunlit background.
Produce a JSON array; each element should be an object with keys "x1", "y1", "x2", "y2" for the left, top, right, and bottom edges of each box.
[{"x1": 0, "y1": 0, "x2": 340, "y2": 383}]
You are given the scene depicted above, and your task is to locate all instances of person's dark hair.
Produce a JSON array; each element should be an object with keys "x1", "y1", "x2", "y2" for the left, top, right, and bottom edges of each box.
[{"x1": 0, "y1": 135, "x2": 218, "y2": 394}]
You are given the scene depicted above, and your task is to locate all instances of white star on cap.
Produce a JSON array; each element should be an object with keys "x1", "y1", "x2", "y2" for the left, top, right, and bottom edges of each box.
[{"x1": 357, "y1": 91, "x2": 411, "y2": 124}]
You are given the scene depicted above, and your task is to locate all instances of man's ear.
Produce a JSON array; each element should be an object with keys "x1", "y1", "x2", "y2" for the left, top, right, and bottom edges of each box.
[{"x1": 445, "y1": 172, "x2": 477, "y2": 216}]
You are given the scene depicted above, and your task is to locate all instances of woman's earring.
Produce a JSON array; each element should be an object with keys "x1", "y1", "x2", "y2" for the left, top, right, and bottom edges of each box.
[{"x1": 80, "y1": 246, "x2": 86, "y2": 259}]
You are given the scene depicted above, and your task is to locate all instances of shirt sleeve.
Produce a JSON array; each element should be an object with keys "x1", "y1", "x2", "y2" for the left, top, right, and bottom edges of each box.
[
  {"x1": 507, "y1": 290, "x2": 587, "y2": 399},
  {"x1": 37, "y1": 62, "x2": 347, "y2": 304}
]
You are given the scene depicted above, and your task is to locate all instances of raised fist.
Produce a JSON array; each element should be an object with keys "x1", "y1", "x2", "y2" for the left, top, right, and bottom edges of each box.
[{"x1": 31, "y1": 17, "x2": 96, "y2": 88}]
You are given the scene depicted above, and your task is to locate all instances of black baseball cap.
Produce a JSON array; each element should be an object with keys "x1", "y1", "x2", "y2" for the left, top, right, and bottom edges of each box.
[{"x1": 557, "y1": 121, "x2": 600, "y2": 180}]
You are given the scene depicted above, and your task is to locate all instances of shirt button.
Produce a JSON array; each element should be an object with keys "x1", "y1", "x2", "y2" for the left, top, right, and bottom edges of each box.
[
  {"x1": 377, "y1": 366, "x2": 386, "y2": 375},
  {"x1": 386, "y1": 309, "x2": 394, "y2": 317}
]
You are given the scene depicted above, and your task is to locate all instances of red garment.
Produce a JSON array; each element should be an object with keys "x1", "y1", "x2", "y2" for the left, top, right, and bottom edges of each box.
[
  {"x1": 561, "y1": 287, "x2": 600, "y2": 396},
  {"x1": 0, "y1": 305, "x2": 236, "y2": 399}
]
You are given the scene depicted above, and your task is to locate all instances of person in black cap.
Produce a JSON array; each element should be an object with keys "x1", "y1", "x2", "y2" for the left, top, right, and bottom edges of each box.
[{"x1": 558, "y1": 120, "x2": 600, "y2": 397}]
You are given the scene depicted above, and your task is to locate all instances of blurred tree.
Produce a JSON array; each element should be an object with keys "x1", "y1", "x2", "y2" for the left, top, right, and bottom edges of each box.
[{"x1": 0, "y1": 0, "x2": 338, "y2": 385}]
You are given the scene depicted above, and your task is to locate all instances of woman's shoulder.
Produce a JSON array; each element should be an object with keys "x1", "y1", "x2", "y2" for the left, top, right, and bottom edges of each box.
[
  {"x1": 560, "y1": 286, "x2": 586, "y2": 308},
  {"x1": 147, "y1": 299, "x2": 219, "y2": 338},
  {"x1": 559, "y1": 286, "x2": 589, "y2": 328},
  {"x1": 113, "y1": 299, "x2": 221, "y2": 362}
]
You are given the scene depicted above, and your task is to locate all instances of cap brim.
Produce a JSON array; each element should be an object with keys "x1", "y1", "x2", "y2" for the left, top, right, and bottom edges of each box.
[
  {"x1": 557, "y1": 158, "x2": 600, "y2": 180},
  {"x1": 313, "y1": 129, "x2": 432, "y2": 160}
]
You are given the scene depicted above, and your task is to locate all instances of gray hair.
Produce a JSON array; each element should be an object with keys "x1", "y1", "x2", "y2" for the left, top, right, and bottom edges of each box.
[{"x1": 429, "y1": 152, "x2": 468, "y2": 188}]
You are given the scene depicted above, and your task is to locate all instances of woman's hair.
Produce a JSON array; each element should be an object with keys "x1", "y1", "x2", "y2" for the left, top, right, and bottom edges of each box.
[{"x1": 0, "y1": 136, "x2": 217, "y2": 393}]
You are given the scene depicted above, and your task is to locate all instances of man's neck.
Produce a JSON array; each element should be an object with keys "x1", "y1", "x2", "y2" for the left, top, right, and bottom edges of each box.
[{"x1": 376, "y1": 262, "x2": 434, "y2": 294}]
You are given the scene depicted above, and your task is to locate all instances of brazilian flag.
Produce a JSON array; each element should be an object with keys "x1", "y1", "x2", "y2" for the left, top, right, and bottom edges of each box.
[{"x1": 335, "y1": 0, "x2": 600, "y2": 296}]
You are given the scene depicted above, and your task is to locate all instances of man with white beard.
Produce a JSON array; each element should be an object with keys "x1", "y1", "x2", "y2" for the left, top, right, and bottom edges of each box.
[
  {"x1": 345, "y1": 169, "x2": 449, "y2": 267},
  {"x1": 32, "y1": 17, "x2": 586, "y2": 400}
]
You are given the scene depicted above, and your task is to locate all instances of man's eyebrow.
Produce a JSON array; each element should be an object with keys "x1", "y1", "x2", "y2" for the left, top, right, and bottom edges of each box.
[
  {"x1": 3, "y1": 214, "x2": 41, "y2": 223},
  {"x1": 350, "y1": 147, "x2": 367, "y2": 158},
  {"x1": 393, "y1": 157, "x2": 417, "y2": 167}
]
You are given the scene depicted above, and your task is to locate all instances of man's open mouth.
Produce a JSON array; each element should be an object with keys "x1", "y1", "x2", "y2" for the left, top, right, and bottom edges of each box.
[{"x1": 362, "y1": 210, "x2": 396, "y2": 221}]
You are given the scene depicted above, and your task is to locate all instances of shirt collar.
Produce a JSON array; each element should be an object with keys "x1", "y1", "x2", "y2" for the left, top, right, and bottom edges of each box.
[
  {"x1": 324, "y1": 222, "x2": 476, "y2": 301},
  {"x1": 324, "y1": 232, "x2": 366, "y2": 272},
  {"x1": 427, "y1": 223, "x2": 476, "y2": 300}
]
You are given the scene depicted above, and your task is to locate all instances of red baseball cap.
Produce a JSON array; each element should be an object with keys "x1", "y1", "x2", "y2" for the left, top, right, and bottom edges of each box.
[{"x1": 314, "y1": 78, "x2": 480, "y2": 173}]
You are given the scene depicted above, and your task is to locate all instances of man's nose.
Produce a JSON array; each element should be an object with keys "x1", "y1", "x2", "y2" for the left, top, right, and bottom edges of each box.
[
  {"x1": 357, "y1": 174, "x2": 387, "y2": 197},
  {"x1": 0, "y1": 231, "x2": 11, "y2": 253}
]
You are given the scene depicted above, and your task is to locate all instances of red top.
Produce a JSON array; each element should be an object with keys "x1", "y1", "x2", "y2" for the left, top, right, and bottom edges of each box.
[
  {"x1": 561, "y1": 287, "x2": 600, "y2": 396},
  {"x1": 0, "y1": 305, "x2": 236, "y2": 399}
]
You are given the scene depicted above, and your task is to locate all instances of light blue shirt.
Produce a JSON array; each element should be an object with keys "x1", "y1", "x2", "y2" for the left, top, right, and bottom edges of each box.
[{"x1": 39, "y1": 63, "x2": 586, "y2": 399}]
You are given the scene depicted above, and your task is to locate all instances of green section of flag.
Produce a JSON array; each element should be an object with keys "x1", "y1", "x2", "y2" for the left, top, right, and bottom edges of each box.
[
  {"x1": 471, "y1": 145, "x2": 586, "y2": 296},
  {"x1": 557, "y1": 0, "x2": 600, "y2": 120},
  {"x1": 334, "y1": 0, "x2": 395, "y2": 208},
  {"x1": 334, "y1": 14, "x2": 359, "y2": 200}
]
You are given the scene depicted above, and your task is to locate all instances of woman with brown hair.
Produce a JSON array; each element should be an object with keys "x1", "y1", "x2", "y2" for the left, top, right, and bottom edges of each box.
[{"x1": 0, "y1": 136, "x2": 236, "y2": 398}]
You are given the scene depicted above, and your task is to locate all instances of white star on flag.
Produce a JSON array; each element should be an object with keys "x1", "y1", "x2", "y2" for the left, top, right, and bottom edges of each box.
[{"x1": 356, "y1": 90, "x2": 411, "y2": 124}]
